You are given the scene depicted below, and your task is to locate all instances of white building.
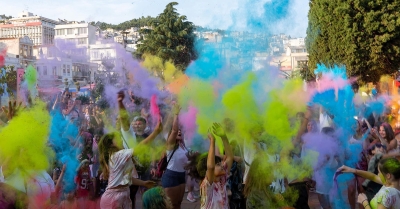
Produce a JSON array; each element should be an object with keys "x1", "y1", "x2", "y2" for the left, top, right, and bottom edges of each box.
[
  {"x1": 0, "y1": 11, "x2": 58, "y2": 46},
  {"x1": 90, "y1": 40, "x2": 118, "y2": 73},
  {"x1": 283, "y1": 38, "x2": 305, "y2": 47},
  {"x1": 36, "y1": 45, "x2": 97, "y2": 89},
  {"x1": 285, "y1": 45, "x2": 308, "y2": 71},
  {"x1": 0, "y1": 36, "x2": 35, "y2": 68},
  {"x1": 55, "y1": 23, "x2": 97, "y2": 47}
]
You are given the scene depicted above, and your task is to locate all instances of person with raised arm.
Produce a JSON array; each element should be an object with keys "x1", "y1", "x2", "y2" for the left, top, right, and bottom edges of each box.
[
  {"x1": 185, "y1": 123, "x2": 233, "y2": 209},
  {"x1": 99, "y1": 117, "x2": 162, "y2": 209},
  {"x1": 337, "y1": 158, "x2": 400, "y2": 209},
  {"x1": 160, "y1": 104, "x2": 189, "y2": 209}
]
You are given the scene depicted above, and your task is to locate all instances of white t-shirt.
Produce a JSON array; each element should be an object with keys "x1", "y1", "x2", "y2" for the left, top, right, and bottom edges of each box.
[
  {"x1": 106, "y1": 149, "x2": 135, "y2": 189},
  {"x1": 243, "y1": 143, "x2": 256, "y2": 184},
  {"x1": 121, "y1": 128, "x2": 137, "y2": 149},
  {"x1": 28, "y1": 171, "x2": 55, "y2": 200},
  {"x1": 166, "y1": 146, "x2": 188, "y2": 172},
  {"x1": 200, "y1": 162, "x2": 229, "y2": 209},
  {"x1": 371, "y1": 186, "x2": 400, "y2": 209}
]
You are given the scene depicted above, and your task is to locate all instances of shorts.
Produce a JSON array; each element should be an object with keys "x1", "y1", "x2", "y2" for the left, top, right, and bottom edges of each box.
[
  {"x1": 161, "y1": 169, "x2": 186, "y2": 188},
  {"x1": 100, "y1": 187, "x2": 131, "y2": 209}
]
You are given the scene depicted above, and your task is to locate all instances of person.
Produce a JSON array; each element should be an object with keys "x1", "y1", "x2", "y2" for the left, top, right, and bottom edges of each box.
[
  {"x1": 142, "y1": 186, "x2": 173, "y2": 209},
  {"x1": 75, "y1": 159, "x2": 92, "y2": 207},
  {"x1": 244, "y1": 156, "x2": 295, "y2": 209},
  {"x1": 347, "y1": 119, "x2": 369, "y2": 209},
  {"x1": 161, "y1": 105, "x2": 189, "y2": 209},
  {"x1": 186, "y1": 123, "x2": 233, "y2": 209},
  {"x1": 117, "y1": 91, "x2": 161, "y2": 208},
  {"x1": 62, "y1": 99, "x2": 80, "y2": 123},
  {"x1": 289, "y1": 109, "x2": 314, "y2": 209},
  {"x1": 363, "y1": 143, "x2": 387, "y2": 201},
  {"x1": 371, "y1": 122, "x2": 397, "y2": 152},
  {"x1": 98, "y1": 122, "x2": 161, "y2": 209},
  {"x1": 337, "y1": 157, "x2": 400, "y2": 209}
]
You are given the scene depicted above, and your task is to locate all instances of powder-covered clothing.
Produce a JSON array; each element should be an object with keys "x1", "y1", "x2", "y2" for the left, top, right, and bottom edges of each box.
[
  {"x1": 166, "y1": 146, "x2": 188, "y2": 172},
  {"x1": 246, "y1": 190, "x2": 270, "y2": 209},
  {"x1": 100, "y1": 187, "x2": 131, "y2": 209},
  {"x1": 106, "y1": 149, "x2": 134, "y2": 189},
  {"x1": 75, "y1": 168, "x2": 91, "y2": 198},
  {"x1": 370, "y1": 186, "x2": 400, "y2": 209},
  {"x1": 200, "y1": 162, "x2": 229, "y2": 209}
]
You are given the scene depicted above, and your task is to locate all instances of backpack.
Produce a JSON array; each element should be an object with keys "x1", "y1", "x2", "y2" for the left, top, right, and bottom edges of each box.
[{"x1": 156, "y1": 144, "x2": 178, "y2": 178}]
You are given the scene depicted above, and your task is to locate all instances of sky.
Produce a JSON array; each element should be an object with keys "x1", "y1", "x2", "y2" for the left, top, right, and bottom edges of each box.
[{"x1": 0, "y1": 0, "x2": 309, "y2": 37}]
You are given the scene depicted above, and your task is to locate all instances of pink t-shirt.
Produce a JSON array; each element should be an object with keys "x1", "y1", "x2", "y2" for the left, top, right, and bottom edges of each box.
[{"x1": 200, "y1": 162, "x2": 229, "y2": 209}]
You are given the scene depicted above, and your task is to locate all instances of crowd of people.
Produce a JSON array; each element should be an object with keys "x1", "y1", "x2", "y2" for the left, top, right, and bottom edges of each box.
[{"x1": 1, "y1": 80, "x2": 400, "y2": 209}]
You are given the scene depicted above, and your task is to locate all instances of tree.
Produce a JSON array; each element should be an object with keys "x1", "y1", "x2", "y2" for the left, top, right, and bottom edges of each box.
[
  {"x1": 306, "y1": 0, "x2": 400, "y2": 83},
  {"x1": 136, "y1": 2, "x2": 197, "y2": 71},
  {"x1": 0, "y1": 66, "x2": 17, "y2": 97}
]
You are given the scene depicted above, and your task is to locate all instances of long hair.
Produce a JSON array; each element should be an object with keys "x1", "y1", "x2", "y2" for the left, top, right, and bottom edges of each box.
[
  {"x1": 142, "y1": 187, "x2": 172, "y2": 209},
  {"x1": 243, "y1": 156, "x2": 297, "y2": 208},
  {"x1": 98, "y1": 132, "x2": 119, "y2": 179},
  {"x1": 381, "y1": 123, "x2": 395, "y2": 142},
  {"x1": 243, "y1": 156, "x2": 275, "y2": 197},
  {"x1": 184, "y1": 152, "x2": 222, "y2": 181},
  {"x1": 379, "y1": 157, "x2": 400, "y2": 180}
]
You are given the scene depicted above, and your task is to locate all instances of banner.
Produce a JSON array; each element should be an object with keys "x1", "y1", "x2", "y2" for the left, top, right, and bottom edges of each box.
[{"x1": 17, "y1": 68, "x2": 24, "y2": 102}]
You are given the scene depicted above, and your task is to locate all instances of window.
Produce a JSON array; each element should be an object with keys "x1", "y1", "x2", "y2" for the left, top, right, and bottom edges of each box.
[
  {"x1": 52, "y1": 66, "x2": 57, "y2": 75},
  {"x1": 78, "y1": 28, "x2": 87, "y2": 34},
  {"x1": 43, "y1": 66, "x2": 48, "y2": 76},
  {"x1": 78, "y1": 38, "x2": 87, "y2": 45},
  {"x1": 67, "y1": 28, "x2": 73, "y2": 35},
  {"x1": 37, "y1": 66, "x2": 41, "y2": 75},
  {"x1": 67, "y1": 65, "x2": 70, "y2": 75},
  {"x1": 92, "y1": 51, "x2": 98, "y2": 59},
  {"x1": 63, "y1": 64, "x2": 66, "y2": 75}
]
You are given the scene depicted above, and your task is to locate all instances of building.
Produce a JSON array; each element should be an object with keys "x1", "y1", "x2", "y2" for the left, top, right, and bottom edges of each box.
[
  {"x1": 36, "y1": 45, "x2": 97, "y2": 89},
  {"x1": 285, "y1": 45, "x2": 308, "y2": 71},
  {"x1": 0, "y1": 11, "x2": 58, "y2": 46},
  {"x1": 89, "y1": 40, "x2": 118, "y2": 73},
  {"x1": 0, "y1": 36, "x2": 35, "y2": 68},
  {"x1": 54, "y1": 22, "x2": 97, "y2": 48}
]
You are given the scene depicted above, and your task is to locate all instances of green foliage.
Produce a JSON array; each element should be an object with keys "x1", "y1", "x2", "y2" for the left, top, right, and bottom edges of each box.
[
  {"x1": 75, "y1": 95, "x2": 90, "y2": 105},
  {"x1": 0, "y1": 66, "x2": 17, "y2": 97},
  {"x1": 91, "y1": 75, "x2": 104, "y2": 101},
  {"x1": 92, "y1": 16, "x2": 157, "y2": 31},
  {"x1": 136, "y1": 2, "x2": 197, "y2": 71},
  {"x1": 307, "y1": 0, "x2": 400, "y2": 83}
]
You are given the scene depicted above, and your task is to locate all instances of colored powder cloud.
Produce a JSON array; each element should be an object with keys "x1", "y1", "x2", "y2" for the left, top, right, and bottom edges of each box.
[{"x1": 0, "y1": 100, "x2": 53, "y2": 178}]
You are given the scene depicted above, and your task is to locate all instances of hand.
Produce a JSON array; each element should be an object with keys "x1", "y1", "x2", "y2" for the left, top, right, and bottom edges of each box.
[
  {"x1": 172, "y1": 103, "x2": 181, "y2": 115},
  {"x1": 357, "y1": 193, "x2": 368, "y2": 205},
  {"x1": 2, "y1": 100, "x2": 22, "y2": 120},
  {"x1": 207, "y1": 133, "x2": 215, "y2": 141},
  {"x1": 143, "y1": 180, "x2": 157, "y2": 189},
  {"x1": 336, "y1": 165, "x2": 356, "y2": 174},
  {"x1": 212, "y1": 123, "x2": 226, "y2": 138},
  {"x1": 117, "y1": 91, "x2": 125, "y2": 102},
  {"x1": 150, "y1": 168, "x2": 157, "y2": 177},
  {"x1": 154, "y1": 118, "x2": 163, "y2": 133}
]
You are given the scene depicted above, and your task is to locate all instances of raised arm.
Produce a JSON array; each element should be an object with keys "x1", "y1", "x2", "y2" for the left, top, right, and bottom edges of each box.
[
  {"x1": 293, "y1": 108, "x2": 312, "y2": 148},
  {"x1": 55, "y1": 164, "x2": 66, "y2": 194},
  {"x1": 117, "y1": 91, "x2": 130, "y2": 131},
  {"x1": 206, "y1": 133, "x2": 216, "y2": 183},
  {"x1": 139, "y1": 118, "x2": 163, "y2": 145},
  {"x1": 166, "y1": 104, "x2": 180, "y2": 150},
  {"x1": 212, "y1": 123, "x2": 233, "y2": 172},
  {"x1": 337, "y1": 165, "x2": 383, "y2": 185}
]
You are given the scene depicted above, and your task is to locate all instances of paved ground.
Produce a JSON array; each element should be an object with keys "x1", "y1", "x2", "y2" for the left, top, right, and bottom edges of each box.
[{"x1": 135, "y1": 191, "x2": 323, "y2": 209}]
